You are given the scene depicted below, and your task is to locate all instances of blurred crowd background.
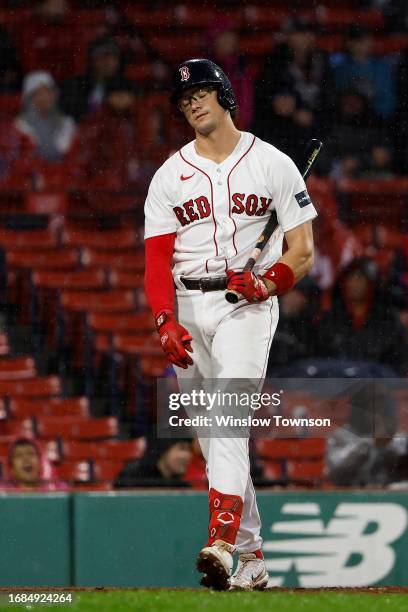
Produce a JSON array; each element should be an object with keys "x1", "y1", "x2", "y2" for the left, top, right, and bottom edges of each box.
[{"x1": 0, "y1": 0, "x2": 407, "y2": 493}]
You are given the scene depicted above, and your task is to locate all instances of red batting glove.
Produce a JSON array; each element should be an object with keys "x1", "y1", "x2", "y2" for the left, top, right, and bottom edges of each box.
[
  {"x1": 155, "y1": 310, "x2": 193, "y2": 369},
  {"x1": 226, "y1": 270, "x2": 270, "y2": 303}
]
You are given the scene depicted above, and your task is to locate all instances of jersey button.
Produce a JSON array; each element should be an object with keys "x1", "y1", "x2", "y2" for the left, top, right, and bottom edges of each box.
[
  {"x1": 217, "y1": 181, "x2": 222, "y2": 185},
  {"x1": 216, "y1": 168, "x2": 221, "y2": 173}
]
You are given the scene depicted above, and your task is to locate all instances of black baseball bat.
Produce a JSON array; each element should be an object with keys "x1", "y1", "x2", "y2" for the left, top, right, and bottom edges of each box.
[{"x1": 225, "y1": 138, "x2": 323, "y2": 304}]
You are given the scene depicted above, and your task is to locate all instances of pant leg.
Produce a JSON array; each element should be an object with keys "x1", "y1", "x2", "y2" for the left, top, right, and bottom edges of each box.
[
  {"x1": 210, "y1": 295, "x2": 279, "y2": 546},
  {"x1": 236, "y1": 473, "x2": 263, "y2": 553},
  {"x1": 175, "y1": 290, "x2": 279, "y2": 550}
]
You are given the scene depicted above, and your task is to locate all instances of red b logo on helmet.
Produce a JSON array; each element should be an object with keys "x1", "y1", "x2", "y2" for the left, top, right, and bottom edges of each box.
[{"x1": 179, "y1": 66, "x2": 190, "y2": 82}]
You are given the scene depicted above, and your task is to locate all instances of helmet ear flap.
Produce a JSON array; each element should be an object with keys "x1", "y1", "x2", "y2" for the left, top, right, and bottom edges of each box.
[{"x1": 217, "y1": 87, "x2": 238, "y2": 117}]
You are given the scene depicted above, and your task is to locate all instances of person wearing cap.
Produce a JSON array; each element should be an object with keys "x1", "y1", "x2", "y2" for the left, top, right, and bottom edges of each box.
[
  {"x1": 114, "y1": 438, "x2": 193, "y2": 488},
  {"x1": 316, "y1": 258, "x2": 408, "y2": 375},
  {"x1": 331, "y1": 25, "x2": 396, "y2": 120},
  {"x1": 15, "y1": 70, "x2": 77, "y2": 163},
  {"x1": 59, "y1": 37, "x2": 125, "y2": 122},
  {"x1": 254, "y1": 16, "x2": 335, "y2": 147}
]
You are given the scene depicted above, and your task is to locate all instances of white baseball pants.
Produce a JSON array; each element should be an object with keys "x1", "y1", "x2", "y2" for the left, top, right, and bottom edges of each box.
[{"x1": 174, "y1": 289, "x2": 279, "y2": 553}]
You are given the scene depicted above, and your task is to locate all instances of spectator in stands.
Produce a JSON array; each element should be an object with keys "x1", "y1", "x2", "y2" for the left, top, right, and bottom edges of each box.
[
  {"x1": 253, "y1": 89, "x2": 315, "y2": 162},
  {"x1": 360, "y1": 143, "x2": 395, "y2": 178},
  {"x1": 267, "y1": 277, "x2": 320, "y2": 374},
  {"x1": 16, "y1": 0, "x2": 79, "y2": 83},
  {"x1": 114, "y1": 438, "x2": 193, "y2": 488},
  {"x1": 316, "y1": 258, "x2": 408, "y2": 375},
  {"x1": 311, "y1": 201, "x2": 363, "y2": 291},
  {"x1": 331, "y1": 25, "x2": 396, "y2": 120},
  {"x1": 60, "y1": 37, "x2": 124, "y2": 122},
  {"x1": 15, "y1": 71, "x2": 77, "y2": 163},
  {"x1": 0, "y1": 437, "x2": 68, "y2": 491},
  {"x1": 0, "y1": 25, "x2": 22, "y2": 93},
  {"x1": 75, "y1": 75, "x2": 153, "y2": 191},
  {"x1": 327, "y1": 89, "x2": 387, "y2": 180},
  {"x1": 326, "y1": 381, "x2": 408, "y2": 486},
  {"x1": 254, "y1": 17, "x2": 335, "y2": 140},
  {"x1": 207, "y1": 18, "x2": 254, "y2": 129}
]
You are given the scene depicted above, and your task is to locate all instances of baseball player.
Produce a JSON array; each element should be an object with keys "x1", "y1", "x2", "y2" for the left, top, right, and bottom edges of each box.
[{"x1": 144, "y1": 58, "x2": 317, "y2": 590}]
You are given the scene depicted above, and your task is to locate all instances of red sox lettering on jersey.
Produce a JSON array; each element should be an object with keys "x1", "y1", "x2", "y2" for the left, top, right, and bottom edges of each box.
[
  {"x1": 145, "y1": 131, "x2": 317, "y2": 282},
  {"x1": 174, "y1": 193, "x2": 273, "y2": 226}
]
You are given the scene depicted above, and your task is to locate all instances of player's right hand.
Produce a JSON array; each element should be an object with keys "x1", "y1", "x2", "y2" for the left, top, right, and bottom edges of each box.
[{"x1": 155, "y1": 310, "x2": 194, "y2": 369}]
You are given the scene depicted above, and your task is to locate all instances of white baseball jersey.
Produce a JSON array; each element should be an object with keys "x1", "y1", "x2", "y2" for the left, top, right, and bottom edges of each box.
[{"x1": 144, "y1": 131, "x2": 317, "y2": 286}]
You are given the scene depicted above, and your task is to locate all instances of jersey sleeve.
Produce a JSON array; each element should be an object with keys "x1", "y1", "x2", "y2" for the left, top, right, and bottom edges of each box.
[
  {"x1": 144, "y1": 167, "x2": 178, "y2": 239},
  {"x1": 271, "y1": 152, "x2": 318, "y2": 233}
]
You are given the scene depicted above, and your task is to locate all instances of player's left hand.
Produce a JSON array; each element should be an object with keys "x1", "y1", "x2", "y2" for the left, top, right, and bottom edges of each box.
[{"x1": 226, "y1": 270, "x2": 270, "y2": 303}]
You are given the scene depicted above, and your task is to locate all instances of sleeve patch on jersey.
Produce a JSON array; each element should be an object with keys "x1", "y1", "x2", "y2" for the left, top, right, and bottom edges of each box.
[{"x1": 295, "y1": 190, "x2": 312, "y2": 208}]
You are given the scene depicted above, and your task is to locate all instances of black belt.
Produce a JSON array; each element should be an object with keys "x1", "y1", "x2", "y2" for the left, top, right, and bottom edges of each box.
[{"x1": 180, "y1": 276, "x2": 228, "y2": 292}]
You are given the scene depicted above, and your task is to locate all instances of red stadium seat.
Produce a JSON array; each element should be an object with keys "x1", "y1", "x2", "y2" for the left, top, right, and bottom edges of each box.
[
  {"x1": 240, "y1": 34, "x2": 275, "y2": 57},
  {"x1": 36, "y1": 416, "x2": 118, "y2": 440},
  {"x1": 256, "y1": 438, "x2": 326, "y2": 460},
  {"x1": 242, "y1": 6, "x2": 291, "y2": 29},
  {"x1": 81, "y1": 248, "x2": 145, "y2": 270},
  {"x1": 0, "y1": 376, "x2": 61, "y2": 398},
  {"x1": 61, "y1": 290, "x2": 137, "y2": 313},
  {"x1": 62, "y1": 439, "x2": 144, "y2": 462},
  {"x1": 113, "y1": 333, "x2": 162, "y2": 356},
  {"x1": 32, "y1": 269, "x2": 107, "y2": 291},
  {"x1": 0, "y1": 228, "x2": 58, "y2": 249},
  {"x1": 125, "y1": 6, "x2": 175, "y2": 28},
  {"x1": 0, "y1": 94, "x2": 21, "y2": 117},
  {"x1": 88, "y1": 311, "x2": 155, "y2": 338},
  {"x1": 139, "y1": 355, "x2": 169, "y2": 377},
  {"x1": 25, "y1": 193, "x2": 68, "y2": 215},
  {"x1": 0, "y1": 357, "x2": 36, "y2": 380},
  {"x1": 108, "y1": 270, "x2": 144, "y2": 290},
  {"x1": 6, "y1": 248, "x2": 79, "y2": 270},
  {"x1": 125, "y1": 64, "x2": 155, "y2": 83},
  {"x1": 175, "y1": 6, "x2": 239, "y2": 28},
  {"x1": 338, "y1": 178, "x2": 408, "y2": 222},
  {"x1": 56, "y1": 460, "x2": 92, "y2": 483},
  {"x1": 2, "y1": 418, "x2": 34, "y2": 437},
  {"x1": 316, "y1": 8, "x2": 384, "y2": 30},
  {"x1": 373, "y1": 35, "x2": 408, "y2": 55},
  {"x1": 148, "y1": 34, "x2": 203, "y2": 62},
  {"x1": 260, "y1": 460, "x2": 283, "y2": 481},
  {"x1": 287, "y1": 459, "x2": 325, "y2": 482},
  {"x1": 0, "y1": 435, "x2": 14, "y2": 457},
  {"x1": 92, "y1": 460, "x2": 125, "y2": 481},
  {"x1": 9, "y1": 397, "x2": 90, "y2": 419},
  {"x1": 62, "y1": 227, "x2": 138, "y2": 249}
]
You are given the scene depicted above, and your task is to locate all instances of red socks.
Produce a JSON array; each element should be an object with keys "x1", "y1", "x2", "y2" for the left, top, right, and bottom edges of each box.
[
  {"x1": 253, "y1": 549, "x2": 264, "y2": 559},
  {"x1": 207, "y1": 488, "x2": 243, "y2": 546}
]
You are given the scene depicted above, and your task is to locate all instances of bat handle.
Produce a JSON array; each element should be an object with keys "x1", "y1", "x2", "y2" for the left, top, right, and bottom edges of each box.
[{"x1": 225, "y1": 258, "x2": 256, "y2": 303}]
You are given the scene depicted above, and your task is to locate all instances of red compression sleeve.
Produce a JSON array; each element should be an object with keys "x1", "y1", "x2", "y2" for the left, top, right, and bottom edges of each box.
[{"x1": 144, "y1": 233, "x2": 176, "y2": 316}]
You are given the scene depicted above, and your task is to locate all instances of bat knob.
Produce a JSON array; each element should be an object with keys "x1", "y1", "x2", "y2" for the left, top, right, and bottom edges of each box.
[{"x1": 225, "y1": 291, "x2": 239, "y2": 304}]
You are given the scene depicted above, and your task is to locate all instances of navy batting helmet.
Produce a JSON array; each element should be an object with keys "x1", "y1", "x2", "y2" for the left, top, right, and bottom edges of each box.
[{"x1": 170, "y1": 58, "x2": 237, "y2": 116}]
